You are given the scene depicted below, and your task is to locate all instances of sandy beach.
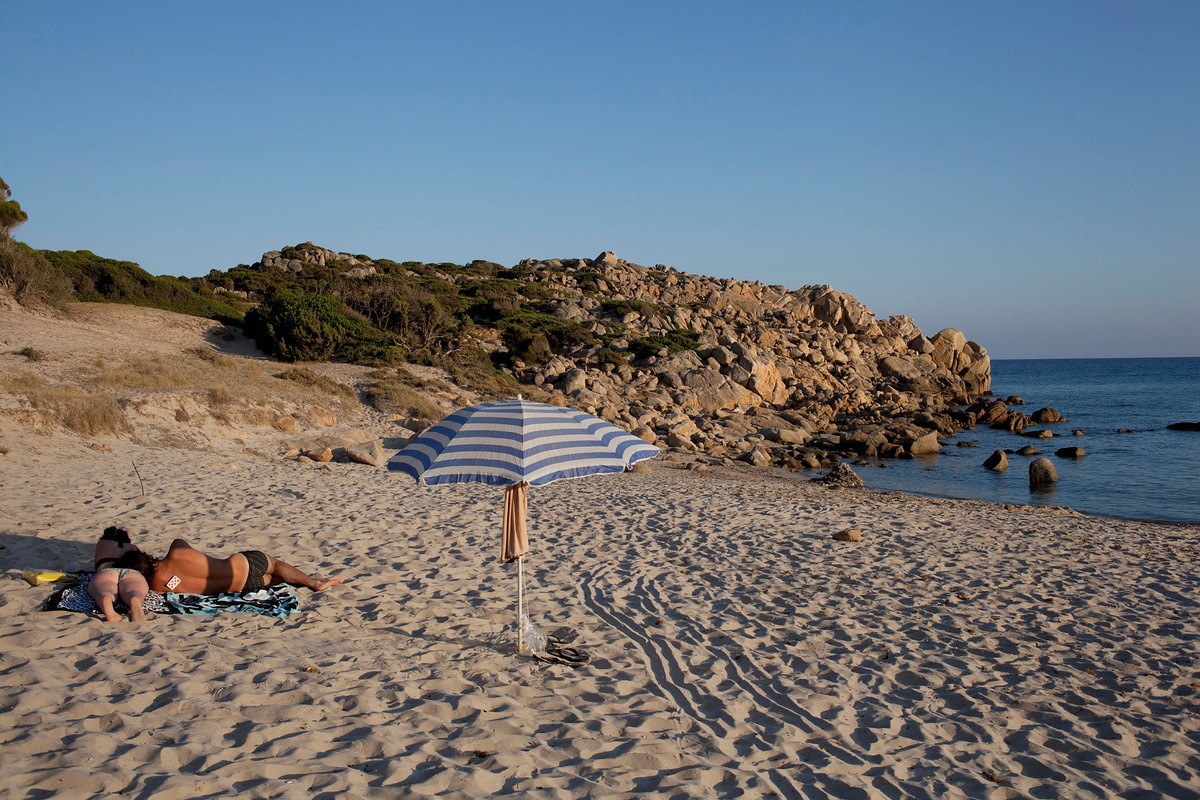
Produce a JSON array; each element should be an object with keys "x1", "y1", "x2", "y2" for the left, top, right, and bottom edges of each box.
[{"x1": 1, "y1": 299, "x2": 1197, "y2": 799}]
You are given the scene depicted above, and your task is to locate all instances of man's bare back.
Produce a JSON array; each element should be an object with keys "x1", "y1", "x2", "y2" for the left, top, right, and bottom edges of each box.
[
  {"x1": 148, "y1": 539, "x2": 342, "y2": 595},
  {"x1": 148, "y1": 539, "x2": 244, "y2": 594}
]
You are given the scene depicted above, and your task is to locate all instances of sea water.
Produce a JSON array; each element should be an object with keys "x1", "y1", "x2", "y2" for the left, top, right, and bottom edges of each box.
[{"x1": 850, "y1": 358, "x2": 1200, "y2": 524}]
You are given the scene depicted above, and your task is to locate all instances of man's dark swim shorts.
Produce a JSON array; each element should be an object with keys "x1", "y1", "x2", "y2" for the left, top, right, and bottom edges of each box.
[{"x1": 241, "y1": 550, "x2": 269, "y2": 592}]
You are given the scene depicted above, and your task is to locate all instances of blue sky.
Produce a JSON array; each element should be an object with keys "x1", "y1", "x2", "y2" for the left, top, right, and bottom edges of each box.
[{"x1": 4, "y1": 2, "x2": 1197, "y2": 359}]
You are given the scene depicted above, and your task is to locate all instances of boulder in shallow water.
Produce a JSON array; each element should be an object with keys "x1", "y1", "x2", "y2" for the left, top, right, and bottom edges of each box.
[
  {"x1": 1016, "y1": 445, "x2": 1042, "y2": 456},
  {"x1": 907, "y1": 431, "x2": 941, "y2": 455},
  {"x1": 1167, "y1": 422, "x2": 1200, "y2": 431},
  {"x1": 983, "y1": 450, "x2": 1009, "y2": 471},
  {"x1": 1029, "y1": 457, "x2": 1059, "y2": 487},
  {"x1": 1032, "y1": 408, "x2": 1064, "y2": 423},
  {"x1": 1055, "y1": 446, "x2": 1085, "y2": 459}
]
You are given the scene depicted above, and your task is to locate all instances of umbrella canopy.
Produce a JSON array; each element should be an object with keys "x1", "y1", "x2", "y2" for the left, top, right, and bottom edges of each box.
[{"x1": 388, "y1": 399, "x2": 659, "y2": 487}]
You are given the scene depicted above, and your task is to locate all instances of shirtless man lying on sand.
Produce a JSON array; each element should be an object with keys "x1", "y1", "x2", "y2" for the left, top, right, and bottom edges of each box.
[{"x1": 146, "y1": 539, "x2": 343, "y2": 595}]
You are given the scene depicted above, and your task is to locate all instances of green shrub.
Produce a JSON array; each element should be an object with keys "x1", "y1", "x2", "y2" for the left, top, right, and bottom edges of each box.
[
  {"x1": 335, "y1": 274, "x2": 457, "y2": 354},
  {"x1": 439, "y1": 347, "x2": 518, "y2": 399},
  {"x1": 40, "y1": 249, "x2": 244, "y2": 324},
  {"x1": 244, "y1": 294, "x2": 388, "y2": 363},
  {"x1": 0, "y1": 240, "x2": 72, "y2": 307},
  {"x1": 601, "y1": 299, "x2": 658, "y2": 316},
  {"x1": 521, "y1": 333, "x2": 553, "y2": 364},
  {"x1": 495, "y1": 311, "x2": 595, "y2": 354},
  {"x1": 629, "y1": 329, "x2": 700, "y2": 358},
  {"x1": 595, "y1": 347, "x2": 628, "y2": 366}
]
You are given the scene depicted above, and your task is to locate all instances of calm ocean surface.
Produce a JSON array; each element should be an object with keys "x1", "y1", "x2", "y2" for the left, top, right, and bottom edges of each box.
[{"x1": 849, "y1": 358, "x2": 1200, "y2": 524}]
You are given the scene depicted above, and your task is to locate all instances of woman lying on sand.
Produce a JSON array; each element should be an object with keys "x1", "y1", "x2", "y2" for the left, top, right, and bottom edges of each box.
[{"x1": 89, "y1": 527, "x2": 151, "y2": 622}]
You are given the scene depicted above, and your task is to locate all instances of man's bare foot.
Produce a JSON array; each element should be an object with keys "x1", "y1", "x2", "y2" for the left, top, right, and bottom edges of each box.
[{"x1": 313, "y1": 575, "x2": 343, "y2": 591}]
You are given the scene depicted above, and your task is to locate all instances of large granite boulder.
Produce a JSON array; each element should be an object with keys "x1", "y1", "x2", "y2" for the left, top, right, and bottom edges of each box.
[
  {"x1": 907, "y1": 431, "x2": 942, "y2": 455},
  {"x1": 1032, "y1": 408, "x2": 1064, "y2": 423},
  {"x1": 1029, "y1": 457, "x2": 1059, "y2": 487},
  {"x1": 345, "y1": 440, "x2": 386, "y2": 467}
]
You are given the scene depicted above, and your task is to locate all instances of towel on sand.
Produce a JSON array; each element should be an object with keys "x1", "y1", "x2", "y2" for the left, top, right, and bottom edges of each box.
[
  {"x1": 166, "y1": 585, "x2": 298, "y2": 617},
  {"x1": 43, "y1": 573, "x2": 298, "y2": 617}
]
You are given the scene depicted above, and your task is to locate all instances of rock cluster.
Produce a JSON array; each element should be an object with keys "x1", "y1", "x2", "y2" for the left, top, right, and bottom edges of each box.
[
  {"x1": 256, "y1": 246, "x2": 1007, "y2": 473},
  {"x1": 504, "y1": 252, "x2": 992, "y2": 470},
  {"x1": 258, "y1": 242, "x2": 377, "y2": 277}
]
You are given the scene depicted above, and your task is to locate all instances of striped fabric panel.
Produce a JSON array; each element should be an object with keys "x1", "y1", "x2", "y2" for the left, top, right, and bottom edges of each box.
[{"x1": 388, "y1": 400, "x2": 659, "y2": 486}]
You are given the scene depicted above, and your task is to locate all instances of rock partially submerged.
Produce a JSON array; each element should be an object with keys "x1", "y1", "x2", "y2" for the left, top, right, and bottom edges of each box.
[
  {"x1": 812, "y1": 463, "x2": 864, "y2": 489},
  {"x1": 983, "y1": 450, "x2": 1009, "y2": 471},
  {"x1": 1029, "y1": 457, "x2": 1059, "y2": 487}
]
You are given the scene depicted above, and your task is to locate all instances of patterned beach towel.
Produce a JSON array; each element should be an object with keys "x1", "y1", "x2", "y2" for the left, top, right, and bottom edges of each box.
[{"x1": 166, "y1": 585, "x2": 299, "y2": 617}]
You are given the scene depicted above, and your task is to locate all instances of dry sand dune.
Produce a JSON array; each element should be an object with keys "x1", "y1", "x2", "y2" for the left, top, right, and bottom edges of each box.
[{"x1": 0, "y1": 298, "x2": 1197, "y2": 799}]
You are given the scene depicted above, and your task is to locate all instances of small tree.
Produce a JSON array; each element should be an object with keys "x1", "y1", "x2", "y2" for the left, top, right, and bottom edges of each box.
[
  {"x1": 0, "y1": 177, "x2": 71, "y2": 306},
  {"x1": 0, "y1": 177, "x2": 30, "y2": 240}
]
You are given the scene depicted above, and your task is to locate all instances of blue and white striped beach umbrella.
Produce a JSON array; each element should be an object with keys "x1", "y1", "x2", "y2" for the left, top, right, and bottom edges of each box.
[
  {"x1": 388, "y1": 399, "x2": 659, "y2": 655},
  {"x1": 387, "y1": 399, "x2": 659, "y2": 487}
]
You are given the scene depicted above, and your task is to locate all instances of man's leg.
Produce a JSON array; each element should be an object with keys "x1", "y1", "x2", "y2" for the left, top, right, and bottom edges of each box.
[{"x1": 264, "y1": 555, "x2": 342, "y2": 591}]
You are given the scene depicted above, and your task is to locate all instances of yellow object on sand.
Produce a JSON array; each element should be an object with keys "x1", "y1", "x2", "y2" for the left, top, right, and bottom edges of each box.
[{"x1": 22, "y1": 570, "x2": 73, "y2": 586}]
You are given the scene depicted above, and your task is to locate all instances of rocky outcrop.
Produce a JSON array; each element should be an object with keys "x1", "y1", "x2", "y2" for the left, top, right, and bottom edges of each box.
[
  {"x1": 258, "y1": 242, "x2": 376, "y2": 276},
  {"x1": 283, "y1": 429, "x2": 385, "y2": 467},
  {"x1": 256, "y1": 246, "x2": 1018, "y2": 474},
  {"x1": 489, "y1": 252, "x2": 996, "y2": 471}
]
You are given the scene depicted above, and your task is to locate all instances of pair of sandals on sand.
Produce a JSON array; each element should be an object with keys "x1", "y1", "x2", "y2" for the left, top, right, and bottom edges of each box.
[{"x1": 532, "y1": 634, "x2": 589, "y2": 667}]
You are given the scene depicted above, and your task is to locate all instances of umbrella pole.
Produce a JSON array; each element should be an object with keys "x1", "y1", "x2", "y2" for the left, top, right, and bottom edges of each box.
[{"x1": 517, "y1": 556, "x2": 525, "y2": 654}]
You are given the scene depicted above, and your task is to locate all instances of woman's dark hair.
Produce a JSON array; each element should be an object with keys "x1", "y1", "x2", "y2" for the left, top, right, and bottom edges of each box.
[
  {"x1": 101, "y1": 526, "x2": 131, "y2": 544},
  {"x1": 113, "y1": 550, "x2": 158, "y2": 580}
]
